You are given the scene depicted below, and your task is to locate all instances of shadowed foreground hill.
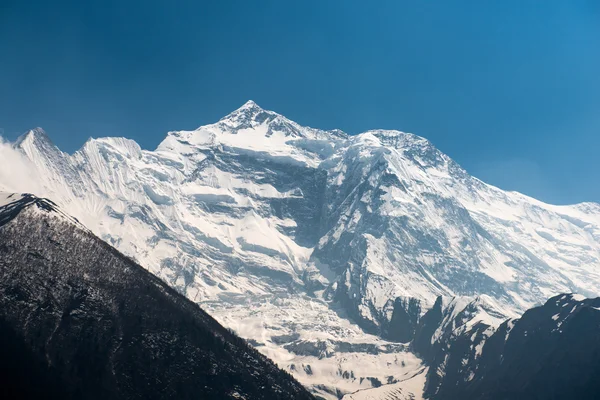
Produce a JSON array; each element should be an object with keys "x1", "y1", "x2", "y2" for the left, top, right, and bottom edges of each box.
[
  {"x1": 0, "y1": 193, "x2": 313, "y2": 400},
  {"x1": 412, "y1": 293, "x2": 600, "y2": 400}
]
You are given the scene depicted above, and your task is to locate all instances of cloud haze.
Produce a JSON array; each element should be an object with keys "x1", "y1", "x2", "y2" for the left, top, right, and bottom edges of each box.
[{"x1": 0, "y1": 137, "x2": 44, "y2": 195}]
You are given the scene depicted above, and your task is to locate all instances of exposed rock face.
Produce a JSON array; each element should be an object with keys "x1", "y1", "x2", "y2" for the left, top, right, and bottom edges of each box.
[
  {"x1": 415, "y1": 294, "x2": 600, "y2": 400},
  {"x1": 0, "y1": 193, "x2": 313, "y2": 400},
  {"x1": 383, "y1": 297, "x2": 422, "y2": 343}
]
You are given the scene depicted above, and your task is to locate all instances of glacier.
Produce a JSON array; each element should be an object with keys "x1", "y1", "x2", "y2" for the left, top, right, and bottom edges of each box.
[{"x1": 1, "y1": 100, "x2": 600, "y2": 398}]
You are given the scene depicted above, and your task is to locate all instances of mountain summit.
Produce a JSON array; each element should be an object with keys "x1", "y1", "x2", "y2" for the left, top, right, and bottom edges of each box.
[
  {"x1": 220, "y1": 99, "x2": 268, "y2": 123},
  {"x1": 3, "y1": 103, "x2": 600, "y2": 397},
  {"x1": 14, "y1": 127, "x2": 52, "y2": 146}
]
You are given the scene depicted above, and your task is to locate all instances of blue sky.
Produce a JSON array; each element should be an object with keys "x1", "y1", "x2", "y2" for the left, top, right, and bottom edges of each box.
[{"x1": 1, "y1": 1, "x2": 599, "y2": 204}]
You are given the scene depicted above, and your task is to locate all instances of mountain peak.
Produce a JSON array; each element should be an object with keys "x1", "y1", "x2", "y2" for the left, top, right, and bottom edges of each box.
[
  {"x1": 14, "y1": 127, "x2": 52, "y2": 148},
  {"x1": 218, "y1": 99, "x2": 275, "y2": 127},
  {"x1": 13, "y1": 127, "x2": 65, "y2": 164},
  {"x1": 239, "y1": 99, "x2": 261, "y2": 110},
  {"x1": 29, "y1": 127, "x2": 47, "y2": 136},
  {"x1": 227, "y1": 99, "x2": 267, "y2": 117},
  {"x1": 78, "y1": 136, "x2": 143, "y2": 159}
]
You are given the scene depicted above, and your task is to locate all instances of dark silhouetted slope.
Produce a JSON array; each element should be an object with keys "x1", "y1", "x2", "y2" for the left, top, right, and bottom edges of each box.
[{"x1": 0, "y1": 193, "x2": 313, "y2": 400}]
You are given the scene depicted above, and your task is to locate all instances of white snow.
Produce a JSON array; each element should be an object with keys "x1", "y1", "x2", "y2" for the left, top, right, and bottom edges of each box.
[
  {"x1": 569, "y1": 293, "x2": 587, "y2": 302},
  {"x1": 552, "y1": 313, "x2": 561, "y2": 321},
  {"x1": 0, "y1": 192, "x2": 22, "y2": 207}
]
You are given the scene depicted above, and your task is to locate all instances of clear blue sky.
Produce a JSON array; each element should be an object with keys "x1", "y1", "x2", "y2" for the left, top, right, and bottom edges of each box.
[{"x1": 1, "y1": 1, "x2": 599, "y2": 204}]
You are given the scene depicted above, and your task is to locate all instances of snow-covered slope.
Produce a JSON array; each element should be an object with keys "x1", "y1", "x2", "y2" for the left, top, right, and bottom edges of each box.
[{"x1": 2, "y1": 100, "x2": 600, "y2": 397}]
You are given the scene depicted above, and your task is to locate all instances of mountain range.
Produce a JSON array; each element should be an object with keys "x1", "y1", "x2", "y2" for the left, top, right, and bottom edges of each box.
[{"x1": 1, "y1": 101, "x2": 600, "y2": 398}]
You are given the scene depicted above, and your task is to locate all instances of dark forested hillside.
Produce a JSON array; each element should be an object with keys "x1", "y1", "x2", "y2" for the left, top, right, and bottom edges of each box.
[{"x1": 0, "y1": 194, "x2": 313, "y2": 400}]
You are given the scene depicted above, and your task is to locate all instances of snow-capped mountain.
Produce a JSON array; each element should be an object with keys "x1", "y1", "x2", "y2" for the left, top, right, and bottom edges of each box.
[
  {"x1": 2, "y1": 100, "x2": 600, "y2": 397},
  {"x1": 0, "y1": 193, "x2": 313, "y2": 400}
]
